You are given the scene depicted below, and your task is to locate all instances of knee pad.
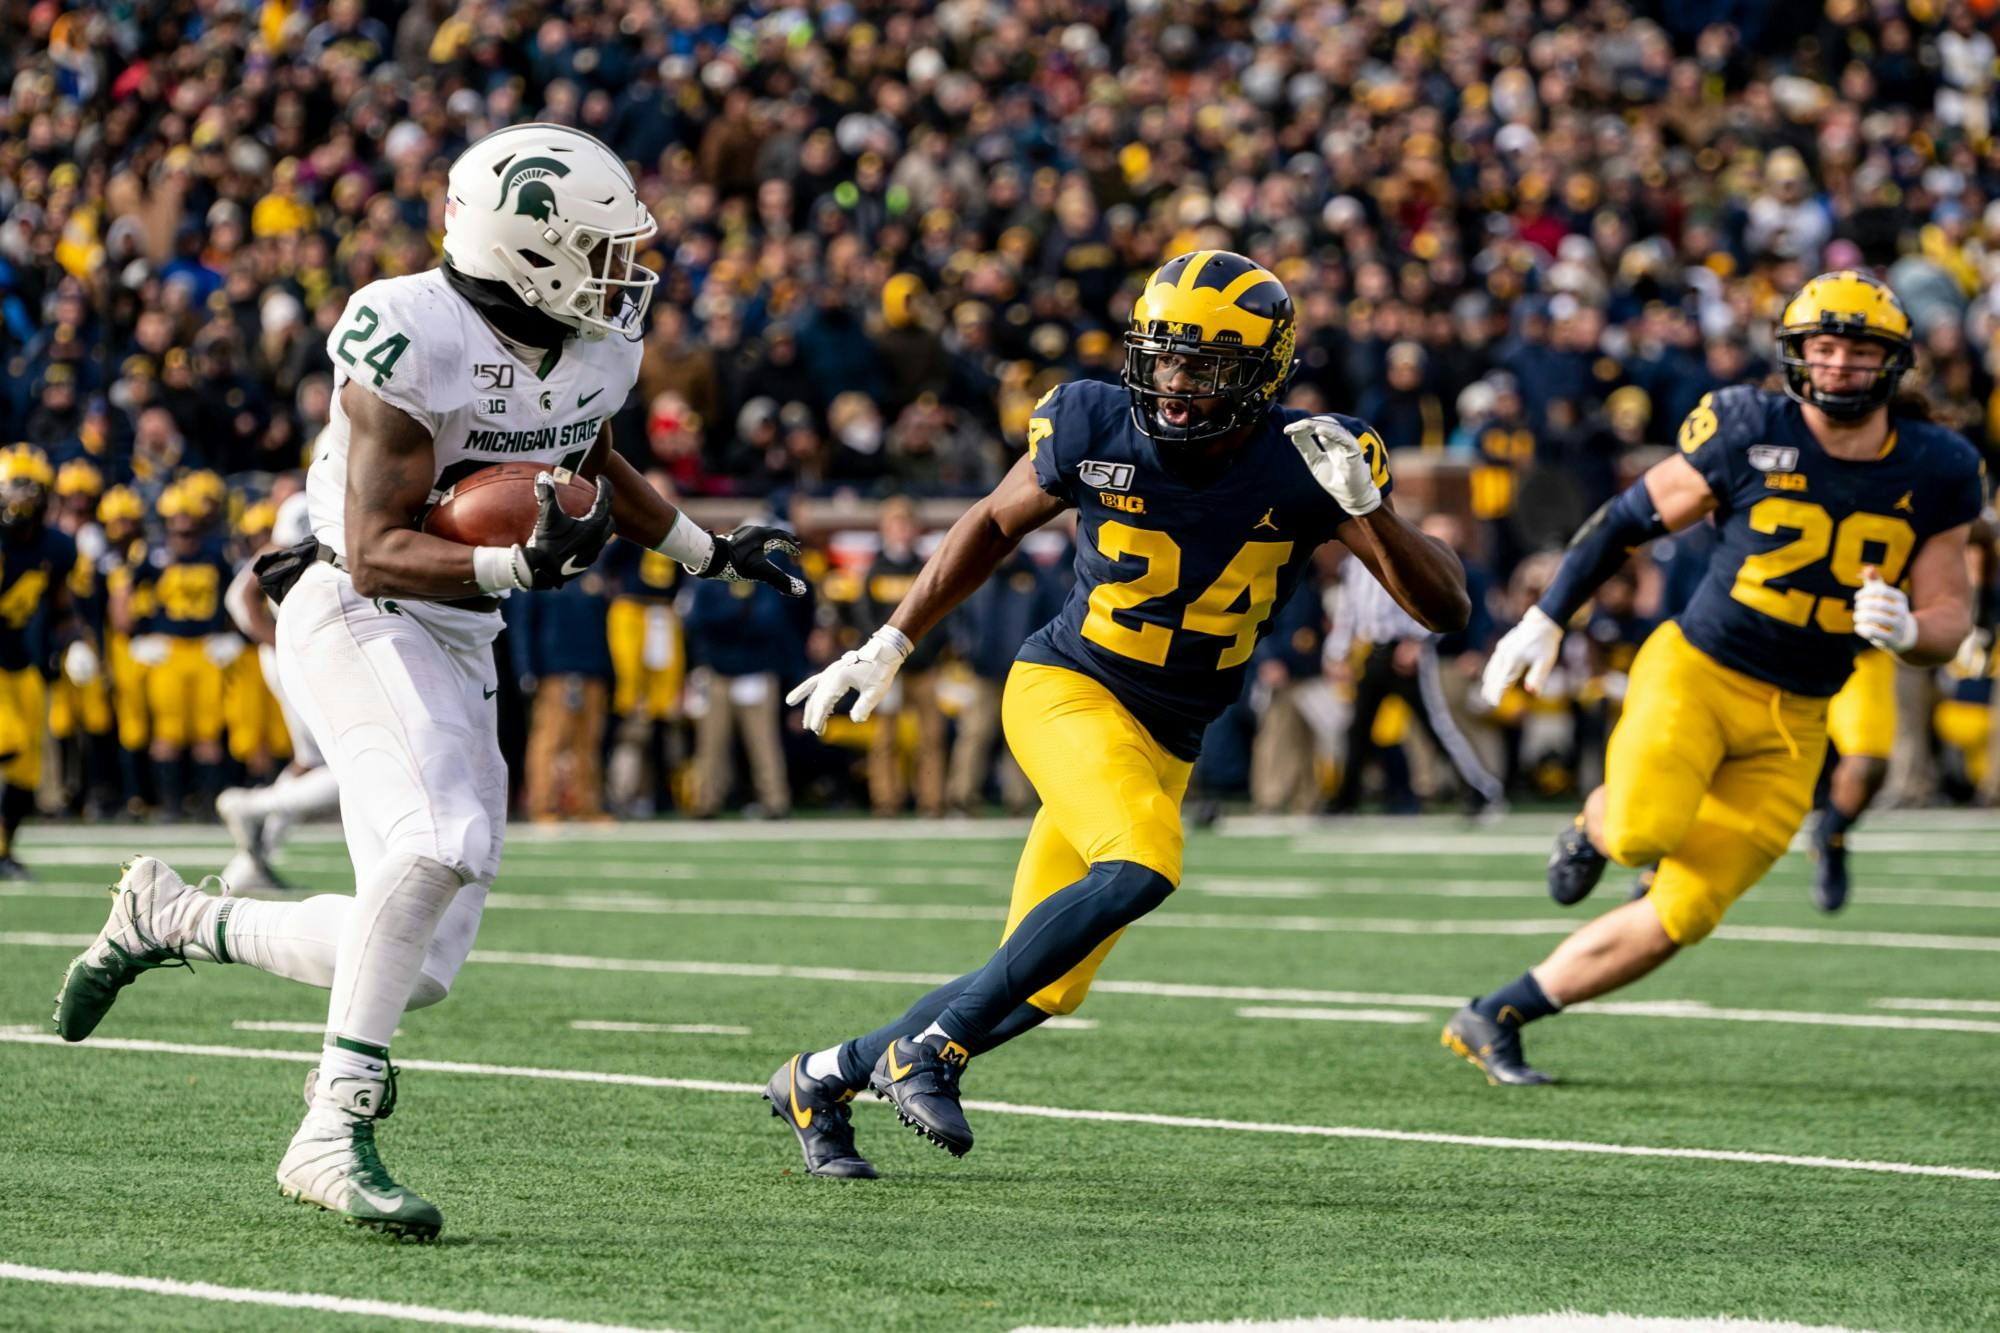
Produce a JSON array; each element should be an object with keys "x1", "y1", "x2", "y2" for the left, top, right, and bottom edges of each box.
[
  {"x1": 407, "y1": 970, "x2": 451, "y2": 1010},
  {"x1": 385, "y1": 811, "x2": 492, "y2": 886},
  {"x1": 1089, "y1": 859, "x2": 1176, "y2": 920},
  {"x1": 1599, "y1": 820, "x2": 1675, "y2": 869}
]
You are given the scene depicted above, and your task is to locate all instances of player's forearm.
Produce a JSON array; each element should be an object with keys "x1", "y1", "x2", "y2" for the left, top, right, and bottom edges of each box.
[
  {"x1": 602, "y1": 449, "x2": 674, "y2": 548},
  {"x1": 1342, "y1": 506, "x2": 1471, "y2": 633},
  {"x1": 884, "y1": 504, "x2": 1020, "y2": 644},
  {"x1": 345, "y1": 524, "x2": 483, "y2": 600},
  {"x1": 1903, "y1": 602, "x2": 1973, "y2": 667}
]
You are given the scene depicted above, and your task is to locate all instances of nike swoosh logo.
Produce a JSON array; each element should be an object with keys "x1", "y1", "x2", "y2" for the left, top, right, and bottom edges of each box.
[
  {"x1": 788, "y1": 1056, "x2": 812, "y2": 1129},
  {"x1": 577, "y1": 388, "x2": 605, "y2": 408},
  {"x1": 482, "y1": 685, "x2": 497, "y2": 699},
  {"x1": 561, "y1": 555, "x2": 591, "y2": 577},
  {"x1": 349, "y1": 1183, "x2": 407, "y2": 1214},
  {"x1": 884, "y1": 1044, "x2": 914, "y2": 1082}
]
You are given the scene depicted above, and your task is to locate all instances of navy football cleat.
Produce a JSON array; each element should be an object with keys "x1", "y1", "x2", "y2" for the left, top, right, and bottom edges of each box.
[
  {"x1": 764, "y1": 1054, "x2": 877, "y2": 1179},
  {"x1": 1441, "y1": 1005, "x2": 1553, "y2": 1086},
  {"x1": 1810, "y1": 815, "x2": 1850, "y2": 913},
  {"x1": 870, "y1": 1034, "x2": 973, "y2": 1157},
  {"x1": 1547, "y1": 816, "x2": 1608, "y2": 906}
]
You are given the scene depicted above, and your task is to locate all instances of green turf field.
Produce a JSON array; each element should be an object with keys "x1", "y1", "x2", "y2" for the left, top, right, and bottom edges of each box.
[{"x1": 1, "y1": 812, "x2": 1995, "y2": 1333}]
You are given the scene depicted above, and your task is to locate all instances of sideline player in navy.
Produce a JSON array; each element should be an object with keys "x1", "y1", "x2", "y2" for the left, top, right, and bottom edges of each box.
[
  {"x1": 1451, "y1": 272, "x2": 1985, "y2": 1085},
  {"x1": 766, "y1": 250, "x2": 1470, "y2": 1175}
]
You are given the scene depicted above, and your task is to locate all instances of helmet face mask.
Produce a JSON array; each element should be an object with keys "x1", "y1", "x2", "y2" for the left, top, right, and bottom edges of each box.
[
  {"x1": 442, "y1": 123, "x2": 659, "y2": 341},
  {"x1": 1123, "y1": 250, "x2": 1295, "y2": 450},
  {"x1": 1777, "y1": 270, "x2": 1913, "y2": 421},
  {"x1": 1123, "y1": 335, "x2": 1272, "y2": 444}
]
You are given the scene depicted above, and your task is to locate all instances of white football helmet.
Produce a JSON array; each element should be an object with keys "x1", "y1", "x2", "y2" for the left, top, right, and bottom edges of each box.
[{"x1": 441, "y1": 123, "x2": 658, "y2": 341}]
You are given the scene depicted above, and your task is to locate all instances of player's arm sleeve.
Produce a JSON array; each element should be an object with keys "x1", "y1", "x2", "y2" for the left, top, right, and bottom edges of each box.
[
  {"x1": 326, "y1": 282, "x2": 466, "y2": 437},
  {"x1": 1025, "y1": 383, "x2": 1080, "y2": 501},
  {"x1": 1534, "y1": 481, "x2": 1671, "y2": 625},
  {"x1": 1931, "y1": 444, "x2": 1988, "y2": 535},
  {"x1": 1671, "y1": 388, "x2": 1747, "y2": 501}
]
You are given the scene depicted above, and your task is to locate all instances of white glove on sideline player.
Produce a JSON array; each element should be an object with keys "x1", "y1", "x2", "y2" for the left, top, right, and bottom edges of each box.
[
  {"x1": 1853, "y1": 570, "x2": 1918, "y2": 654},
  {"x1": 1480, "y1": 606, "x2": 1564, "y2": 707},
  {"x1": 1283, "y1": 416, "x2": 1382, "y2": 517},
  {"x1": 63, "y1": 640, "x2": 100, "y2": 686},
  {"x1": 128, "y1": 634, "x2": 171, "y2": 667},
  {"x1": 788, "y1": 626, "x2": 913, "y2": 734},
  {"x1": 204, "y1": 633, "x2": 247, "y2": 668}
]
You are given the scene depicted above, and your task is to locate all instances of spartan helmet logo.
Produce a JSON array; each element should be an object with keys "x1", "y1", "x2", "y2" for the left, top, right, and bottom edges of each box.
[{"x1": 496, "y1": 155, "x2": 572, "y2": 222}]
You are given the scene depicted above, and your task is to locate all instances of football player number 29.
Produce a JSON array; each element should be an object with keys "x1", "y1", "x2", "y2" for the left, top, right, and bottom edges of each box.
[
  {"x1": 334, "y1": 305, "x2": 411, "y2": 388},
  {"x1": 1083, "y1": 521, "x2": 1293, "y2": 669},
  {"x1": 1731, "y1": 498, "x2": 1915, "y2": 633}
]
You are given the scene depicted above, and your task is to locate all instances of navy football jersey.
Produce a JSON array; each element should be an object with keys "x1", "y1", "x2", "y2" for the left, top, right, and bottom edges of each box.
[
  {"x1": 1017, "y1": 379, "x2": 1389, "y2": 758},
  {"x1": 0, "y1": 526, "x2": 82, "y2": 672},
  {"x1": 1674, "y1": 386, "x2": 1985, "y2": 697},
  {"x1": 136, "y1": 541, "x2": 236, "y2": 638}
]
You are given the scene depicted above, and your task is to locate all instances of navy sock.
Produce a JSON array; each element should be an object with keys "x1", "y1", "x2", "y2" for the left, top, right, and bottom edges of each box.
[
  {"x1": 155, "y1": 757, "x2": 184, "y2": 817},
  {"x1": 1471, "y1": 970, "x2": 1560, "y2": 1029},
  {"x1": 835, "y1": 971, "x2": 979, "y2": 1089},
  {"x1": 934, "y1": 859, "x2": 1172, "y2": 1048},
  {"x1": 1820, "y1": 805, "x2": 1854, "y2": 839}
]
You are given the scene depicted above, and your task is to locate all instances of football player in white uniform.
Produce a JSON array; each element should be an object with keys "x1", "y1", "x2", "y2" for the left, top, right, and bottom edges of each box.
[
  {"x1": 215, "y1": 489, "x2": 341, "y2": 891},
  {"x1": 52, "y1": 124, "x2": 804, "y2": 1241}
]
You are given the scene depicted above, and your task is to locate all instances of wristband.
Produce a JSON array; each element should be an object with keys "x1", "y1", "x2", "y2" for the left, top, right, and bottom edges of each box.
[
  {"x1": 871, "y1": 625, "x2": 914, "y2": 661},
  {"x1": 473, "y1": 545, "x2": 531, "y2": 593},
  {"x1": 655, "y1": 510, "x2": 716, "y2": 572}
]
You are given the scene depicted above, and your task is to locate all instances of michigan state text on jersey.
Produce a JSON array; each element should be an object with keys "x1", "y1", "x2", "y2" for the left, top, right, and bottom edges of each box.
[
  {"x1": 52, "y1": 122, "x2": 805, "y2": 1243},
  {"x1": 769, "y1": 249, "x2": 1470, "y2": 1177}
]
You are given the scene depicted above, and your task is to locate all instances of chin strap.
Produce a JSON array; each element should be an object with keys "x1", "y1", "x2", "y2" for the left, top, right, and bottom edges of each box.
[{"x1": 441, "y1": 259, "x2": 571, "y2": 353}]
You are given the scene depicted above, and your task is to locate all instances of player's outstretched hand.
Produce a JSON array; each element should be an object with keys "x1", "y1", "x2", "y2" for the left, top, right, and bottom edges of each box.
[
  {"x1": 1854, "y1": 565, "x2": 1918, "y2": 654},
  {"x1": 1283, "y1": 416, "x2": 1382, "y2": 517},
  {"x1": 521, "y1": 473, "x2": 613, "y2": 590},
  {"x1": 1480, "y1": 606, "x2": 1563, "y2": 707},
  {"x1": 786, "y1": 626, "x2": 912, "y2": 734},
  {"x1": 693, "y1": 523, "x2": 807, "y2": 597}
]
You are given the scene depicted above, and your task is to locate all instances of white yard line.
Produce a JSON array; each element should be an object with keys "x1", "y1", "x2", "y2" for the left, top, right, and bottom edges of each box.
[
  {"x1": 1237, "y1": 1007, "x2": 1437, "y2": 1025},
  {"x1": 0, "y1": 1263, "x2": 679, "y2": 1333},
  {"x1": 4, "y1": 1031, "x2": 1993, "y2": 1183},
  {"x1": 568, "y1": 1021, "x2": 750, "y2": 1036},
  {"x1": 5, "y1": 934, "x2": 1997, "y2": 1038},
  {"x1": 1040, "y1": 1017, "x2": 1098, "y2": 1031},
  {"x1": 1873, "y1": 997, "x2": 2000, "y2": 1014}
]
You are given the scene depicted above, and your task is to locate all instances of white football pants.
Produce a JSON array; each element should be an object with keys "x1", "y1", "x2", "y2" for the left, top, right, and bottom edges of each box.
[{"x1": 216, "y1": 563, "x2": 510, "y2": 1042}]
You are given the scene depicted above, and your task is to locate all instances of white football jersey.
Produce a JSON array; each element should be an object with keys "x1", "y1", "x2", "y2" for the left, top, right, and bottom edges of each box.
[{"x1": 310, "y1": 268, "x2": 642, "y2": 571}]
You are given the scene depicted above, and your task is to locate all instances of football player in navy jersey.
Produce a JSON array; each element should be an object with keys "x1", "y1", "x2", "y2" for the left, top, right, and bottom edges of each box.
[
  {"x1": 1452, "y1": 272, "x2": 1985, "y2": 1086},
  {"x1": 764, "y1": 249, "x2": 1471, "y2": 1176}
]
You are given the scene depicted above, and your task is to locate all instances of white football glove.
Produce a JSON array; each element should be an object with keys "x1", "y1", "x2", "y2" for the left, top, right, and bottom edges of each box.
[
  {"x1": 63, "y1": 640, "x2": 100, "y2": 686},
  {"x1": 204, "y1": 633, "x2": 247, "y2": 668},
  {"x1": 1283, "y1": 416, "x2": 1382, "y2": 517},
  {"x1": 1853, "y1": 572, "x2": 1917, "y2": 655},
  {"x1": 128, "y1": 634, "x2": 171, "y2": 667},
  {"x1": 1480, "y1": 606, "x2": 1564, "y2": 707},
  {"x1": 786, "y1": 626, "x2": 913, "y2": 734}
]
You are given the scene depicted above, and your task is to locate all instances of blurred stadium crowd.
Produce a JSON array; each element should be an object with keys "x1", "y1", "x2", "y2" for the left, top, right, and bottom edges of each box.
[{"x1": 2, "y1": 0, "x2": 1999, "y2": 829}]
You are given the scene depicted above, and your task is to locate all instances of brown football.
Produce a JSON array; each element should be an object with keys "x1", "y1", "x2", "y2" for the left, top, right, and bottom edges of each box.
[{"x1": 422, "y1": 463, "x2": 599, "y2": 547}]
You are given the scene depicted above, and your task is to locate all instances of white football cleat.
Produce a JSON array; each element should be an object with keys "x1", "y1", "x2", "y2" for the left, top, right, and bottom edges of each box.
[
  {"x1": 216, "y1": 787, "x2": 266, "y2": 857},
  {"x1": 219, "y1": 847, "x2": 293, "y2": 895},
  {"x1": 278, "y1": 1067, "x2": 442, "y2": 1242},
  {"x1": 51, "y1": 857, "x2": 208, "y2": 1042}
]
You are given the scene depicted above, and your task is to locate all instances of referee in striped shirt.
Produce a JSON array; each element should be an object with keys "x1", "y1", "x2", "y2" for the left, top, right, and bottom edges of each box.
[{"x1": 1328, "y1": 550, "x2": 1505, "y2": 815}]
